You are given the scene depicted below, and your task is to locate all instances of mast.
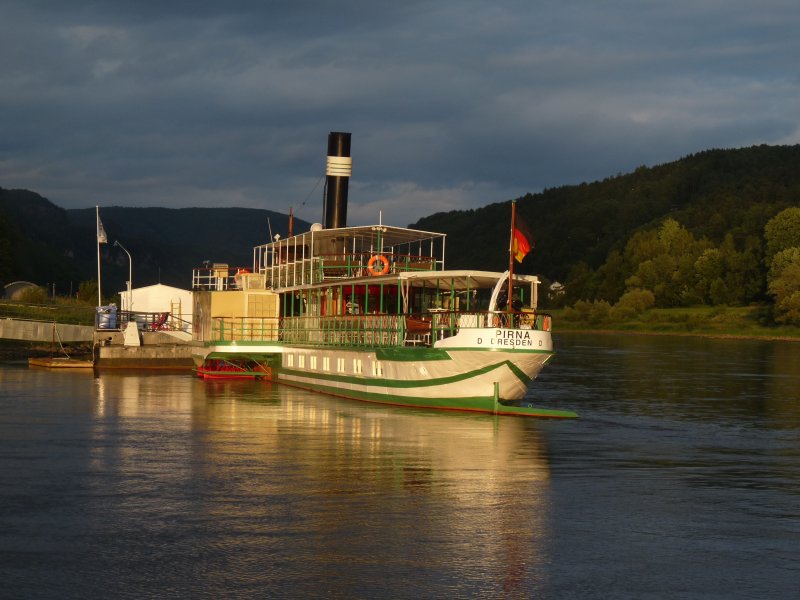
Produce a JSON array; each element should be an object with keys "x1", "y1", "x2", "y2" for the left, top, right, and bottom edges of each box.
[
  {"x1": 508, "y1": 200, "x2": 516, "y2": 314},
  {"x1": 96, "y1": 206, "x2": 103, "y2": 306}
]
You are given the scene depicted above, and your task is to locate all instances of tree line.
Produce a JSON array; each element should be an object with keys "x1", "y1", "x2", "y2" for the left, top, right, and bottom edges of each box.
[
  {"x1": 411, "y1": 145, "x2": 800, "y2": 326},
  {"x1": 3, "y1": 145, "x2": 800, "y2": 325},
  {"x1": 559, "y1": 208, "x2": 800, "y2": 326}
]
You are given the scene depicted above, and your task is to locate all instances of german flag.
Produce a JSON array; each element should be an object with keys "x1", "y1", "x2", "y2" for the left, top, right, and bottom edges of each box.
[{"x1": 512, "y1": 212, "x2": 533, "y2": 263}]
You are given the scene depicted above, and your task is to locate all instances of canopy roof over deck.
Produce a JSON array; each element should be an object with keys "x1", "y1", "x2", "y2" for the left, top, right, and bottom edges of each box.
[
  {"x1": 396, "y1": 269, "x2": 539, "y2": 288},
  {"x1": 276, "y1": 269, "x2": 538, "y2": 292},
  {"x1": 254, "y1": 224, "x2": 450, "y2": 287},
  {"x1": 275, "y1": 269, "x2": 541, "y2": 313},
  {"x1": 258, "y1": 224, "x2": 445, "y2": 255}
]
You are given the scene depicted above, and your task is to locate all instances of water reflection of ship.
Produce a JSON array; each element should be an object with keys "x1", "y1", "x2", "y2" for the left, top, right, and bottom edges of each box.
[
  {"x1": 202, "y1": 386, "x2": 553, "y2": 594},
  {"x1": 90, "y1": 374, "x2": 552, "y2": 594}
]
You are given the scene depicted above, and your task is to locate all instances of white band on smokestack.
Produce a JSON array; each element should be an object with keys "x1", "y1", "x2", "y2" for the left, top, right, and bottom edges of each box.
[{"x1": 326, "y1": 156, "x2": 352, "y2": 177}]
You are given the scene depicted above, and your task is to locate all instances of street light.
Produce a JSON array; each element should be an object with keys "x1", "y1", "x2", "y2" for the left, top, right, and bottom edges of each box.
[{"x1": 113, "y1": 240, "x2": 132, "y2": 313}]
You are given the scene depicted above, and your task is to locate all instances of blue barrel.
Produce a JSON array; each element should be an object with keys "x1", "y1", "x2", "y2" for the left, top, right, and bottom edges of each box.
[{"x1": 96, "y1": 305, "x2": 118, "y2": 329}]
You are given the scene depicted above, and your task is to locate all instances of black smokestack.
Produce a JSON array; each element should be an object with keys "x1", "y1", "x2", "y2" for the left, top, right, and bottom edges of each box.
[{"x1": 324, "y1": 131, "x2": 351, "y2": 229}]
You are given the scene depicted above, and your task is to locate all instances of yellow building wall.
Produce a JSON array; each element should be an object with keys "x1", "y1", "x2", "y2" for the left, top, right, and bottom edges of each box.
[{"x1": 193, "y1": 290, "x2": 279, "y2": 342}]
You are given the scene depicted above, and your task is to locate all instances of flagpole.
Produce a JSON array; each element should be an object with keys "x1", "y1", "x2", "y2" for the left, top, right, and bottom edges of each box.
[
  {"x1": 96, "y1": 206, "x2": 102, "y2": 306},
  {"x1": 508, "y1": 200, "x2": 516, "y2": 315}
]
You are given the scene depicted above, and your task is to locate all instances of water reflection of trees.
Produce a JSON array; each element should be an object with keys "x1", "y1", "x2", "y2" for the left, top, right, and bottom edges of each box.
[{"x1": 552, "y1": 333, "x2": 800, "y2": 426}]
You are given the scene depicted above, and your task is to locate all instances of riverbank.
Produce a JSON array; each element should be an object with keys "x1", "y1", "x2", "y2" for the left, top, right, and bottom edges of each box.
[
  {"x1": 549, "y1": 305, "x2": 800, "y2": 342},
  {"x1": 0, "y1": 340, "x2": 93, "y2": 362},
  {"x1": 553, "y1": 327, "x2": 800, "y2": 343}
]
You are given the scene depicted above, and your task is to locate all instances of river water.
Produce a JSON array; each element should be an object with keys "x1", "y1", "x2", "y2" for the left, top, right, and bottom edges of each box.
[{"x1": 0, "y1": 333, "x2": 798, "y2": 599}]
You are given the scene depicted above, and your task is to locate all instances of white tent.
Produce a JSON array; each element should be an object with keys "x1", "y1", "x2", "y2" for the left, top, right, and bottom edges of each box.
[{"x1": 118, "y1": 284, "x2": 193, "y2": 328}]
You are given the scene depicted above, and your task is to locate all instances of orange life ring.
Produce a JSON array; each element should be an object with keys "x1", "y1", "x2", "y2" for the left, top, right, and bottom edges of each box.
[{"x1": 367, "y1": 254, "x2": 390, "y2": 276}]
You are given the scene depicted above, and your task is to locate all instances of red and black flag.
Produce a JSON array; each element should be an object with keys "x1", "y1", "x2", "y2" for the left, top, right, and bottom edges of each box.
[{"x1": 512, "y1": 212, "x2": 533, "y2": 263}]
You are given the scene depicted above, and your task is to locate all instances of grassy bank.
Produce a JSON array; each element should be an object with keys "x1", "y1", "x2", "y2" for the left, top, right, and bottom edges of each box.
[
  {"x1": 549, "y1": 305, "x2": 800, "y2": 341},
  {"x1": 0, "y1": 300, "x2": 96, "y2": 325}
]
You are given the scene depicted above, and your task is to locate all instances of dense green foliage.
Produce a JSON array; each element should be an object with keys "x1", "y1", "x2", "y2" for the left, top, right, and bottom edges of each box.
[
  {"x1": 557, "y1": 206, "x2": 800, "y2": 326},
  {"x1": 764, "y1": 208, "x2": 800, "y2": 325},
  {"x1": 411, "y1": 144, "x2": 800, "y2": 321},
  {"x1": 565, "y1": 217, "x2": 764, "y2": 308}
]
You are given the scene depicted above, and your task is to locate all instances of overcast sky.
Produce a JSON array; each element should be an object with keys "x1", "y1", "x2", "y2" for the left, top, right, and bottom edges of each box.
[{"x1": 1, "y1": 1, "x2": 799, "y2": 226}]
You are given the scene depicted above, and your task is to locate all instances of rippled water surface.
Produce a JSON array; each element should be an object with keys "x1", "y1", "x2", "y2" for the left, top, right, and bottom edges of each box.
[{"x1": 1, "y1": 333, "x2": 799, "y2": 598}]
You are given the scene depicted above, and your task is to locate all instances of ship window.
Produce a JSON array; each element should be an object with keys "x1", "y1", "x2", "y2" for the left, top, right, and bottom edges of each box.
[
  {"x1": 286, "y1": 354, "x2": 294, "y2": 368},
  {"x1": 323, "y1": 357, "x2": 330, "y2": 372},
  {"x1": 310, "y1": 355, "x2": 317, "y2": 370},
  {"x1": 353, "y1": 359, "x2": 363, "y2": 374},
  {"x1": 337, "y1": 358, "x2": 345, "y2": 373},
  {"x1": 372, "y1": 361, "x2": 383, "y2": 377},
  {"x1": 298, "y1": 355, "x2": 305, "y2": 369}
]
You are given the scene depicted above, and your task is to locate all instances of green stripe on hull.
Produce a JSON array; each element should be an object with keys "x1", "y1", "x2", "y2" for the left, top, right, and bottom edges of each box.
[
  {"x1": 196, "y1": 345, "x2": 575, "y2": 418},
  {"x1": 275, "y1": 373, "x2": 577, "y2": 419},
  {"x1": 278, "y1": 358, "x2": 534, "y2": 389},
  {"x1": 374, "y1": 347, "x2": 451, "y2": 361},
  {"x1": 205, "y1": 351, "x2": 279, "y2": 361}
]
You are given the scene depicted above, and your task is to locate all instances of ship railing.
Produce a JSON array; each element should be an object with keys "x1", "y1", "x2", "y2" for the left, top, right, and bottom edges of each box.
[
  {"x1": 210, "y1": 314, "x2": 402, "y2": 346},
  {"x1": 191, "y1": 254, "x2": 443, "y2": 291},
  {"x1": 211, "y1": 317, "x2": 281, "y2": 342},
  {"x1": 209, "y1": 310, "x2": 551, "y2": 345},
  {"x1": 316, "y1": 253, "x2": 438, "y2": 280},
  {"x1": 259, "y1": 253, "x2": 440, "y2": 287},
  {"x1": 262, "y1": 257, "x2": 321, "y2": 288},
  {"x1": 407, "y1": 309, "x2": 553, "y2": 345},
  {"x1": 192, "y1": 266, "x2": 258, "y2": 291},
  {"x1": 281, "y1": 314, "x2": 402, "y2": 347},
  {"x1": 484, "y1": 310, "x2": 552, "y2": 332}
]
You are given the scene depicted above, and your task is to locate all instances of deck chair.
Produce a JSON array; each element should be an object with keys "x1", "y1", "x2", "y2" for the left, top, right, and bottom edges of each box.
[{"x1": 149, "y1": 312, "x2": 169, "y2": 331}]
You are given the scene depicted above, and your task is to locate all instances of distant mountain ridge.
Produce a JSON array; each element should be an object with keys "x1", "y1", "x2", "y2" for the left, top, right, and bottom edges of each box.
[
  {"x1": 3, "y1": 144, "x2": 800, "y2": 298},
  {"x1": 0, "y1": 189, "x2": 307, "y2": 294}
]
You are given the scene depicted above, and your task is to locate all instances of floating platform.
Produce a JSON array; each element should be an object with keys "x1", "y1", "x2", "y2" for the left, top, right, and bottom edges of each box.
[
  {"x1": 28, "y1": 357, "x2": 94, "y2": 369},
  {"x1": 96, "y1": 344, "x2": 194, "y2": 369}
]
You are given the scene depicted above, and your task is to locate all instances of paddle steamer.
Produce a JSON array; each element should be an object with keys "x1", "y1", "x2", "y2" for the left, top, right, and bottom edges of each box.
[{"x1": 190, "y1": 133, "x2": 575, "y2": 418}]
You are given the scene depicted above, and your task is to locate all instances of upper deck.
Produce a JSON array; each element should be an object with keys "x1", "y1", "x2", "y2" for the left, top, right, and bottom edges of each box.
[{"x1": 192, "y1": 224, "x2": 446, "y2": 291}]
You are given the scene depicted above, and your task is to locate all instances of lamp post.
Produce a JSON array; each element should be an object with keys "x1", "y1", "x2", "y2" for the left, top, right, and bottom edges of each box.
[{"x1": 113, "y1": 240, "x2": 132, "y2": 313}]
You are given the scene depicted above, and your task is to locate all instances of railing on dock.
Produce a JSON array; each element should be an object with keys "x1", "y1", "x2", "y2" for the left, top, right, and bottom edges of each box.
[
  {"x1": 95, "y1": 310, "x2": 193, "y2": 334},
  {"x1": 209, "y1": 310, "x2": 552, "y2": 347}
]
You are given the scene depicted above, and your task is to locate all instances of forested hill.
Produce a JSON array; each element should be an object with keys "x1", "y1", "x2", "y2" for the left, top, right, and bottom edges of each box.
[
  {"x1": 3, "y1": 144, "x2": 799, "y2": 304},
  {"x1": 0, "y1": 189, "x2": 305, "y2": 293},
  {"x1": 411, "y1": 144, "x2": 800, "y2": 281}
]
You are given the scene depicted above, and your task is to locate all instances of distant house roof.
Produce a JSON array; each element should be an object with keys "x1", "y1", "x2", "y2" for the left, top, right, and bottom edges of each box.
[{"x1": 3, "y1": 281, "x2": 38, "y2": 300}]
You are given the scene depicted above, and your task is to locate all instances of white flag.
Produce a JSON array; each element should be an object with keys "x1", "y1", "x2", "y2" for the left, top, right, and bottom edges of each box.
[{"x1": 97, "y1": 215, "x2": 108, "y2": 244}]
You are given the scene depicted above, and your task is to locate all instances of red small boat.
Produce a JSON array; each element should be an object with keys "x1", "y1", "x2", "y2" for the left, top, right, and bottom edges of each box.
[{"x1": 196, "y1": 358, "x2": 271, "y2": 380}]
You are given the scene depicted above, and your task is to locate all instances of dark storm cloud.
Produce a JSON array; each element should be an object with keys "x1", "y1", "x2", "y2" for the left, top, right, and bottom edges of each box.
[{"x1": 1, "y1": 0, "x2": 799, "y2": 226}]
